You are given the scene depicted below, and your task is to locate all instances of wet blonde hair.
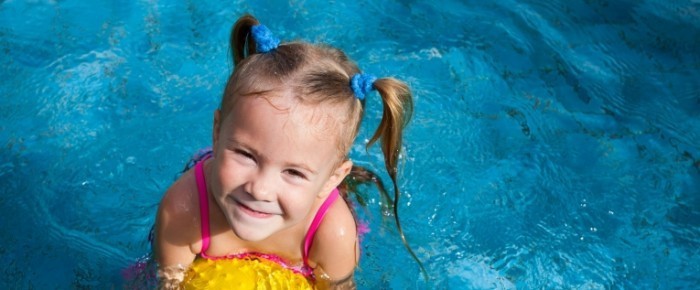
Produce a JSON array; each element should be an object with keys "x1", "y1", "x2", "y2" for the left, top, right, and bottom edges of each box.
[{"x1": 220, "y1": 14, "x2": 425, "y2": 277}]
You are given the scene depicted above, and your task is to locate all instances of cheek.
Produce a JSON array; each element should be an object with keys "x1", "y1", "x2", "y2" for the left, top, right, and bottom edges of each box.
[
  {"x1": 214, "y1": 158, "x2": 243, "y2": 190},
  {"x1": 281, "y1": 190, "x2": 317, "y2": 218}
]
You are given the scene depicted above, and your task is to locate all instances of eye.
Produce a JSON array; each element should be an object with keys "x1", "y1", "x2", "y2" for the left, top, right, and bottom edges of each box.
[
  {"x1": 285, "y1": 169, "x2": 307, "y2": 180},
  {"x1": 235, "y1": 149, "x2": 253, "y2": 159},
  {"x1": 233, "y1": 149, "x2": 256, "y2": 164}
]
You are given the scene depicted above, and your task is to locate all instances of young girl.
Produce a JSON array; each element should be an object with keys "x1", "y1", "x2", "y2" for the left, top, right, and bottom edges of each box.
[{"x1": 155, "y1": 14, "x2": 418, "y2": 288}]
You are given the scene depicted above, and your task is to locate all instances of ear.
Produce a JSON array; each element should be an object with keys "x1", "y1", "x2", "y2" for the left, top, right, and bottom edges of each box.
[
  {"x1": 319, "y1": 159, "x2": 353, "y2": 198},
  {"x1": 212, "y1": 109, "x2": 222, "y2": 150}
]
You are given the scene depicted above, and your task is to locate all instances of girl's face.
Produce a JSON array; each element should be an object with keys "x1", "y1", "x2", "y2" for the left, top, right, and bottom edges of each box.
[{"x1": 209, "y1": 94, "x2": 351, "y2": 242}]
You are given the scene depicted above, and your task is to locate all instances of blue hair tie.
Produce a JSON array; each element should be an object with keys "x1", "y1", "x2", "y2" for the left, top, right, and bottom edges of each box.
[
  {"x1": 251, "y1": 24, "x2": 280, "y2": 53},
  {"x1": 350, "y1": 74, "x2": 377, "y2": 101}
]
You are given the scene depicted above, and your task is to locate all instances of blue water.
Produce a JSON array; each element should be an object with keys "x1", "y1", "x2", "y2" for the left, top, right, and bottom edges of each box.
[{"x1": 1, "y1": 0, "x2": 699, "y2": 288}]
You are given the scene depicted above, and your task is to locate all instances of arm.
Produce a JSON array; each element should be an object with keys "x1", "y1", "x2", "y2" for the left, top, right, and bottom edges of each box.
[
  {"x1": 310, "y1": 199, "x2": 360, "y2": 289},
  {"x1": 154, "y1": 174, "x2": 200, "y2": 289},
  {"x1": 315, "y1": 273, "x2": 357, "y2": 290}
]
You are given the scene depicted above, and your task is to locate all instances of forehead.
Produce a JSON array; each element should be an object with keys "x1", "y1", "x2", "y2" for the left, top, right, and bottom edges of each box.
[
  {"x1": 226, "y1": 94, "x2": 343, "y2": 165},
  {"x1": 243, "y1": 93, "x2": 338, "y2": 135}
]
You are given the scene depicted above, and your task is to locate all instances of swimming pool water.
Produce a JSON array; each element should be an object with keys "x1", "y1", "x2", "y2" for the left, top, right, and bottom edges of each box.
[{"x1": 1, "y1": 0, "x2": 699, "y2": 288}]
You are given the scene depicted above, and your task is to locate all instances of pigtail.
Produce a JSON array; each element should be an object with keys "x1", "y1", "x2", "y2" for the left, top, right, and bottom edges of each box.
[
  {"x1": 230, "y1": 14, "x2": 259, "y2": 65},
  {"x1": 367, "y1": 78, "x2": 413, "y2": 174},
  {"x1": 340, "y1": 166, "x2": 391, "y2": 209},
  {"x1": 368, "y1": 78, "x2": 427, "y2": 279}
]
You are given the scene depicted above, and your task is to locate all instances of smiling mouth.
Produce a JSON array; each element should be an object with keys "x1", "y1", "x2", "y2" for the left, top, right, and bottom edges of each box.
[{"x1": 236, "y1": 200, "x2": 274, "y2": 218}]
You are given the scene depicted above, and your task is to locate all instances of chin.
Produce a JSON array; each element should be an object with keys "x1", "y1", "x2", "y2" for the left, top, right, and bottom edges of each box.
[{"x1": 231, "y1": 224, "x2": 274, "y2": 242}]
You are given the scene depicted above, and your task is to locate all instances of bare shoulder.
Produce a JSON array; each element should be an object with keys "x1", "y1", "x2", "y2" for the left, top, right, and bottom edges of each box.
[
  {"x1": 158, "y1": 170, "x2": 200, "y2": 222},
  {"x1": 310, "y1": 197, "x2": 359, "y2": 282},
  {"x1": 154, "y1": 168, "x2": 201, "y2": 266}
]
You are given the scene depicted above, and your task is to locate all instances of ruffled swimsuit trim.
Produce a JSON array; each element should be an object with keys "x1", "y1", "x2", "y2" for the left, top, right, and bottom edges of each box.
[{"x1": 193, "y1": 154, "x2": 339, "y2": 278}]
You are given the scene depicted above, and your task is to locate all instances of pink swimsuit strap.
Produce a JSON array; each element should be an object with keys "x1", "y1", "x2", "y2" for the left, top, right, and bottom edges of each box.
[
  {"x1": 303, "y1": 188, "x2": 339, "y2": 266},
  {"x1": 194, "y1": 155, "x2": 212, "y2": 259},
  {"x1": 193, "y1": 156, "x2": 339, "y2": 277}
]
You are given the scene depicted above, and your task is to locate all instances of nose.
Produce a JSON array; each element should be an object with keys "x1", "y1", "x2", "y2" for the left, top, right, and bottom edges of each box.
[{"x1": 244, "y1": 169, "x2": 277, "y2": 202}]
